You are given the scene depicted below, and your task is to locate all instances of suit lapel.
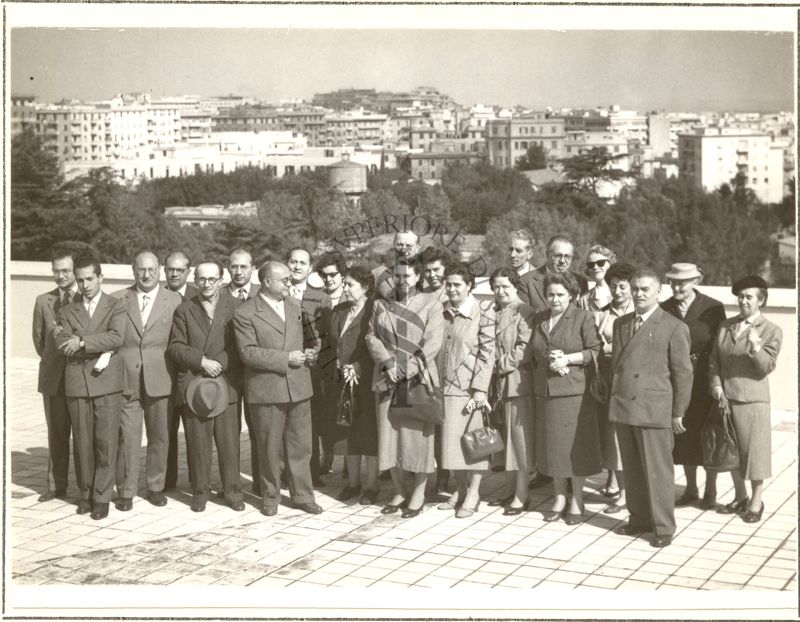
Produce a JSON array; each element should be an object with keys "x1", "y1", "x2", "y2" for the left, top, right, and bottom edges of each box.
[
  {"x1": 207, "y1": 294, "x2": 231, "y2": 343},
  {"x1": 616, "y1": 307, "x2": 662, "y2": 362},
  {"x1": 188, "y1": 296, "x2": 212, "y2": 337},
  {"x1": 253, "y1": 295, "x2": 285, "y2": 334},
  {"x1": 144, "y1": 288, "x2": 168, "y2": 333},
  {"x1": 87, "y1": 292, "x2": 111, "y2": 333},
  {"x1": 123, "y1": 288, "x2": 144, "y2": 336}
]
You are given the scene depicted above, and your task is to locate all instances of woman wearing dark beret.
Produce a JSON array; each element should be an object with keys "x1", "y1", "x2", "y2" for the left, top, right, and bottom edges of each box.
[{"x1": 709, "y1": 275, "x2": 782, "y2": 523}]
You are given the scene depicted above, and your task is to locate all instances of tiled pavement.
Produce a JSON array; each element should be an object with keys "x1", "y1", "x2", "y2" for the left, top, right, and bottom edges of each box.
[{"x1": 5, "y1": 357, "x2": 798, "y2": 616}]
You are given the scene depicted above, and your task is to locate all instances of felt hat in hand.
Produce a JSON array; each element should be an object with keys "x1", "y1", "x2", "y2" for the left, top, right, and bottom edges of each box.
[{"x1": 185, "y1": 376, "x2": 229, "y2": 418}]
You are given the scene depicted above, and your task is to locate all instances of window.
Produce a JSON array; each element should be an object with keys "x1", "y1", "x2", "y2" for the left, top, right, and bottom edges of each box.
[
  {"x1": 764, "y1": 178, "x2": 769, "y2": 184},
  {"x1": 752, "y1": 177, "x2": 757, "y2": 184},
  {"x1": 551, "y1": 141, "x2": 557, "y2": 149},
  {"x1": 521, "y1": 141, "x2": 527, "y2": 149},
  {"x1": 552, "y1": 126, "x2": 557, "y2": 134},
  {"x1": 514, "y1": 142, "x2": 519, "y2": 150}
]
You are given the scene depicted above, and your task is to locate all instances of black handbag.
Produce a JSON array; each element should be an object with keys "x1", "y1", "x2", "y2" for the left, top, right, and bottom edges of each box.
[
  {"x1": 460, "y1": 405, "x2": 505, "y2": 463},
  {"x1": 588, "y1": 350, "x2": 610, "y2": 404},
  {"x1": 487, "y1": 371, "x2": 505, "y2": 429},
  {"x1": 701, "y1": 401, "x2": 740, "y2": 472},
  {"x1": 390, "y1": 364, "x2": 444, "y2": 425},
  {"x1": 336, "y1": 384, "x2": 355, "y2": 428}
]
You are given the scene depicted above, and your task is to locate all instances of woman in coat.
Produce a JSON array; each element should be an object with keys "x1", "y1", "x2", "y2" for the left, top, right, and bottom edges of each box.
[
  {"x1": 325, "y1": 266, "x2": 379, "y2": 505},
  {"x1": 365, "y1": 256, "x2": 444, "y2": 519},
  {"x1": 578, "y1": 244, "x2": 616, "y2": 312},
  {"x1": 437, "y1": 264, "x2": 496, "y2": 518},
  {"x1": 486, "y1": 267, "x2": 535, "y2": 516},
  {"x1": 661, "y1": 263, "x2": 726, "y2": 510},
  {"x1": 710, "y1": 275, "x2": 782, "y2": 523},
  {"x1": 531, "y1": 272, "x2": 602, "y2": 524},
  {"x1": 592, "y1": 262, "x2": 636, "y2": 514}
]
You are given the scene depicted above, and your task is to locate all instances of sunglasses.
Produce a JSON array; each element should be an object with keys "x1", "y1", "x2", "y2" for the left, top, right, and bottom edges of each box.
[
  {"x1": 320, "y1": 271, "x2": 340, "y2": 280},
  {"x1": 586, "y1": 259, "x2": 609, "y2": 269}
]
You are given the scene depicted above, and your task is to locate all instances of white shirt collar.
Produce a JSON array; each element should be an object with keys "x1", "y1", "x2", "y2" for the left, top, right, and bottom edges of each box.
[
  {"x1": 636, "y1": 304, "x2": 658, "y2": 324},
  {"x1": 259, "y1": 292, "x2": 283, "y2": 307},
  {"x1": 230, "y1": 283, "x2": 250, "y2": 297},
  {"x1": 136, "y1": 285, "x2": 159, "y2": 299},
  {"x1": 448, "y1": 294, "x2": 476, "y2": 318},
  {"x1": 516, "y1": 263, "x2": 532, "y2": 276},
  {"x1": 741, "y1": 311, "x2": 761, "y2": 324},
  {"x1": 174, "y1": 283, "x2": 188, "y2": 297},
  {"x1": 292, "y1": 280, "x2": 307, "y2": 293},
  {"x1": 61, "y1": 283, "x2": 79, "y2": 296}
]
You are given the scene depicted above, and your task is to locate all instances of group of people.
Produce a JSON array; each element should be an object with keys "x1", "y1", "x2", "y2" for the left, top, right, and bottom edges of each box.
[{"x1": 32, "y1": 229, "x2": 783, "y2": 549}]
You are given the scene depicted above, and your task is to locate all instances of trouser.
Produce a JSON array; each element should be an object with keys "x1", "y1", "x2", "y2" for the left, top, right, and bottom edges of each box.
[
  {"x1": 310, "y1": 389, "x2": 326, "y2": 480},
  {"x1": 116, "y1": 392, "x2": 170, "y2": 497},
  {"x1": 616, "y1": 422, "x2": 676, "y2": 536},
  {"x1": 250, "y1": 400, "x2": 315, "y2": 509},
  {"x1": 185, "y1": 403, "x2": 242, "y2": 504},
  {"x1": 67, "y1": 392, "x2": 122, "y2": 503},
  {"x1": 43, "y1": 390, "x2": 77, "y2": 491},
  {"x1": 165, "y1": 404, "x2": 192, "y2": 489},
  {"x1": 238, "y1": 397, "x2": 260, "y2": 492}
]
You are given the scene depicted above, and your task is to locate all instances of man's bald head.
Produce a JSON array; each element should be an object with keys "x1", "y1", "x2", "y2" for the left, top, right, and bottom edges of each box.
[
  {"x1": 394, "y1": 231, "x2": 420, "y2": 258},
  {"x1": 258, "y1": 261, "x2": 292, "y2": 300}
]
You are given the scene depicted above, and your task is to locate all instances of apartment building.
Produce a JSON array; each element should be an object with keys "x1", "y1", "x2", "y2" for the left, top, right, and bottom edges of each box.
[{"x1": 485, "y1": 113, "x2": 566, "y2": 169}]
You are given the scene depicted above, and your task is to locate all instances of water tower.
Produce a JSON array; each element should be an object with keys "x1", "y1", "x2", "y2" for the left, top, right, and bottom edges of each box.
[{"x1": 327, "y1": 154, "x2": 367, "y2": 202}]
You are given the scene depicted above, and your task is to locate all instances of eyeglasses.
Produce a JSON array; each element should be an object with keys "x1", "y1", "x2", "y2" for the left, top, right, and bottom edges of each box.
[
  {"x1": 135, "y1": 268, "x2": 158, "y2": 276},
  {"x1": 586, "y1": 259, "x2": 609, "y2": 269},
  {"x1": 196, "y1": 277, "x2": 219, "y2": 285},
  {"x1": 267, "y1": 277, "x2": 292, "y2": 284},
  {"x1": 550, "y1": 254, "x2": 573, "y2": 261},
  {"x1": 52, "y1": 269, "x2": 72, "y2": 275},
  {"x1": 166, "y1": 267, "x2": 188, "y2": 274},
  {"x1": 320, "y1": 271, "x2": 340, "y2": 280}
]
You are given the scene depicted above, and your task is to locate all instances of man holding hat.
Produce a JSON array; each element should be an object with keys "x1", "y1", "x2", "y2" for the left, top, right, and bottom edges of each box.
[{"x1": 168, "y1": 260, "x2": 244, "y2": 512}]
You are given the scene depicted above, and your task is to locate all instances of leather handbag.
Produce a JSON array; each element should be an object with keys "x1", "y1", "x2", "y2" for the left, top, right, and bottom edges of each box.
[
  {"x1": 588, "y1": 350, "x2": 610, "y2": 404},
  {"x1": 701, "y1": 401, "x2": 740, "y2": 472},
  {"x1": 461, "y1": 405, "x2": 505, "y2": 463},
  {"x1": 487, "y1": 371, "x2": 505, "y2": 429},
  {"x1": 390, "y1": 364, "x2": 444, "y2": 425},
  {"x1": 336, "y1": 384, "x2": 355, "y2": 428}
]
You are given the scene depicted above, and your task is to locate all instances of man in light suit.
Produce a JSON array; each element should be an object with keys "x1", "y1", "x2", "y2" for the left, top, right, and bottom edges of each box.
[
  {"x1": 113, "y1": 251, "x2": 182, "y2": 510},
  {"x1": 224, "y1": 248, "x2": 261, "y2": 495},
  {"x1": 608, "y1": 267, "x2": 693, "y2": 548},
  {"x1": 518, "y1": 234, "x2": 588, "y2": 313},
  {"x1": 164, "y1": 250, "x2": 198, "y2": 491},
  {"x1": 33, "y1": 249, "x2": 80, "y2": 501},
  {"x1": 233, "y1": 261, "x2": 322, "y2": 516},
  {"x1": 55, "y1": 254, "x2": 125, "y2": 520},
  {"x1": 168, "y1": 259, "x2": 244, "y2": 513}
]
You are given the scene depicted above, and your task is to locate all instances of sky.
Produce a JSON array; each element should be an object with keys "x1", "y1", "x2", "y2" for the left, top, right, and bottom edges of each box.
[{"x1": 10, "y1": 28, "x2": 794, "y2": 112}]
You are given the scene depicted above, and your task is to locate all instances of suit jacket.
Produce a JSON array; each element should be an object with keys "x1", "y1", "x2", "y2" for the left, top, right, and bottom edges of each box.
[
  {"x1": 438, "y1": 297, "x2": 496, "y2": 397},
  {"x1": 495, "y1": 299, "x2": 535, "y2": 398},
  {"x1": 222, "y1": 283, "x2": 260, "y2": 301},
  {"x1": 708, "y1": 314, "x2": 782, "y2": 404},
  {"x1": 530, "y1": 303, "x2": 601, "y2": 398},
  {"x1": 233, "y1": 295, "x2": 314, "y2": 405},
  {"x1": 661, "y1": 290, "x2": 726, "y2": 416},
  {"x1": 366, "y1": 293, "x2": 444, "y2": 392},
  {"x1": 518, "y1": 265, "x2": 589, "y2": 313},
  {"x1": 180, "y1": 283, "x2": 200, "y2": 300},
  {"x1": 168, "y1": 293, "x2": 243, "y2": 406},
  {"x1": 113, "y1": 286, "x2": 182, "y2": 398},
  {"x1": 55, "y1": 292, "x2": 126, "y2": 398},
  {"x1": 33, "y1": 287, "x2": 76, "y2": 395},
  {"x1": 608, "y1": 306, "x2": 693, "y2": 428}
]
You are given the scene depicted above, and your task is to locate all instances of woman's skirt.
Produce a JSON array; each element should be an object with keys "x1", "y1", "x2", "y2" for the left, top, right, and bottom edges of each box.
[
  {"x1": 597, "y1": 402, "x2": 623, "y2": 471},
  {"x1": 503, "y1": 395, "x2": 535, "y2": 472},
  {"x1": 441, "y1": 395, "x2": 492, "y2": 471},
  {"x1": 535, "y1": 393, "x2": 601, "y2": 478},
  {"x1": 328, "y1": 381, "x2": 378, "y2": 457},
  {"x1": 376, "y1": 390, "x2": 435, "y2": 473},
  {"x1": 730, "y1": 400, "x2": 772, "y2": 480}
]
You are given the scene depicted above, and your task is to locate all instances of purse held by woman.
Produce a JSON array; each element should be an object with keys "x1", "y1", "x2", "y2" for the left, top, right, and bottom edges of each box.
[
  {"x1": 701, "y1": 400, "x2": 739, "y2": 472},
  {"x1": 389, "y1": 361, "x2": 444, "y2": 425},
  {"x1": 336, "y1": 384, "x2": 355, "y2": 428},
  {"x1": 461, "y1": 405, "x2": 505, "y2": 462}
]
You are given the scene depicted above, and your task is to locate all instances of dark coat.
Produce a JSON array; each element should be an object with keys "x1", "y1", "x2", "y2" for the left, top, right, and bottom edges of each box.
[
  {"x1": 33, "y1": 287, "x2": 76, "y2": 395},
  {"x1": 325, "y1": 301, "x2": 375, "y2": 411},
  {"x1": 168, "y1": 293, "x2": 243, "y2": 406},
  {"x1": 518, "y1": 265, "x2": 589, "y2": 313}
]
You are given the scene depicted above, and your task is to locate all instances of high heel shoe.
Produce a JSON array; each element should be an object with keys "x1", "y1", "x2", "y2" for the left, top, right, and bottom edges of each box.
[
  {"x1": 438, "y1": 492, "x2": 464, "y2": 511},
  {"x1": 700, "y1": 490, "x2": 717, "y2": 511},
  {"x1": 401, "y1": 504, "x2": 423, "y2": 519},
  {"x1": 455, "y1": 500, "x2": 480, "y2": 519},
  {"x1": 718, "y1": 496, "x2": 749, "y2": 515},
  {"x1": 564, "y1": 500, "x2": 585, "y2": 525},
  {"x1": 543, "y1": 507, "x2": 566, "y2": 522},
  {"x1": 489, "y1": 494, "x2": 514, "y2": 507},
  {"x1": 503, "y1": 499, "x2": 528, "y2": 516},
  {"x1": 742, "y1": 502, "x2": 765, "y2": 523},
  {"x1": 380, "y1": 498, "x2": 408, "y2": 515}
]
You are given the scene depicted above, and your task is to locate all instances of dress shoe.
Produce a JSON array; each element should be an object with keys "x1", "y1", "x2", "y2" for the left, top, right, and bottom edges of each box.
[
  {"x1": 543, "y1": 507, "x2": 566, "y2": 522},
  {"x1": 455, "y1": 500, "x2": 480, "y2": 519},
  {"x1": 564, "y1": 512, "x2": 584, "y2": 526},
  {"x1": 528, "y1": 473, "x2": 553, "y2": 489},
  {"x1": 114, "y1": 497, "x2": 133, "y2": 512},
  {"x1": 401, "y1": 505, "x2": 423, "y2": 519},
  {"x1": 603, "y1": 502, "x2": 626, "y2": 515},
  {"x1": 90, "y1": 502, "x2": 109, "y2": 520},
  {"x1": 503, "y1": 504, "x2": 526, "y2": 516},
  {"x1": 76, "y1": 500, "x2": 92, "y2": 515},
  {"x1": 489, "y1": 494, "x2": 515, "y2": 507},
  {"x1": 700, "y1": 491, "x2": 717, "y2": 511},
  {"x1": 260, "y1": 505, "x2": 277, "y2": 517},
  {"x1": 230, "y1": 500, "x2": 246, "y2": 512},
  {"x1": 675, "y1": 491, "x2": 699, "y2": 507},
  {"x1": 650, "y1": 535, "x2": 673, "y2": 548},
  {"x1": 39, "y1": 489, "x2": 67, "y2": 502},
  {"x1": 743, "y1": 502, "x2": 765, "y2": 523},
  {"x1": 191, "y1": 497, "x2": 207, "y2": 512},
  {"x1": 337, "y1": 485, "x2": 361, "y2": 501},
  {"x1": 381, "y1": 499, "x2": 408, "y2": 514},
  {"x1": 295, "y1": 502, "x2": 323, "y2": 515},
  {"x1": 600, "y1": 485, "x2": 621, "y2": 500},
  {"x1": 148, "y1": 491, "x2": 167, "y2": 507},
  {"x1": 615, "y1": 523, "x2": 648, "y2": 537},
  {"x1": 359, "y1": 489, "x2": 379, "y2": 505},
  {"x1": 718, "y1": 496, "x2": 749, "y2": 514}
]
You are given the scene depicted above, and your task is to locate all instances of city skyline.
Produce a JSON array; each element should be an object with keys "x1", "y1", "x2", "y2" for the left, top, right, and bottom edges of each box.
[{"x1": 11, "y1": 28, "x2": 794, "y2": 112}]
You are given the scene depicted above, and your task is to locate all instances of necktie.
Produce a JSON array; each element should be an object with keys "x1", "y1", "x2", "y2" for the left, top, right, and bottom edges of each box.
[
  {"x1": 141, "y1": 294, "x2": 149, "y2": 315},
  {"x1": 237, "y1": 289, "x2": 246, "y2": 301},
  {"x1": 85, "y1": 296, "x2": 95, "y2": 318},
  {"x1": 61, "y1": 290, "x2": 70, "y2": 308},
  {"x1": 290, "y1": 286, "x2": 302, "y2": 300},
  {"x1": 633, "y1": 315, "x2": 643, "y2": 334}
]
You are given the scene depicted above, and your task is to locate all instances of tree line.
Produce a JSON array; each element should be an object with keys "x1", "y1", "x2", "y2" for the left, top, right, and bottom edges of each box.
[{"x1": 10, "y1": 128, "x2": 794, "y2": 287}]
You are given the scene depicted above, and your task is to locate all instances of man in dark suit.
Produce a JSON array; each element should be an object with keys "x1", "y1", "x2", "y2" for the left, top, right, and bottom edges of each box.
[
  {"x1": 168, "y1": 259, "x2": 244, "y2": 513},
  {"x1": 233, "y1": 261, "x2": 322, "y2": 516},
  {"x1": 164, "y1": 250, "x2": 198, "y2": 490},
  {"x1": 55, "y1": 254, "x2": 125, "y2": 520},
  {"x1": 372, "y1": 231, "x2": 420, "y2": 301},
  {"x1": 609, "y1": 267, "x2": 693, "y2": 548},
  {"x1": 518, "y1": 234, "x2": 589, "y2": 313},
  {"x1": 113, "y1": 251, "x2": 182, "y2": 511},
  {"x1": 33, "y1": 249, "x2": 80, "y2": 501},
  {"x1": 224, "y1": 248, "x2": 261, "y2": 495}
]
